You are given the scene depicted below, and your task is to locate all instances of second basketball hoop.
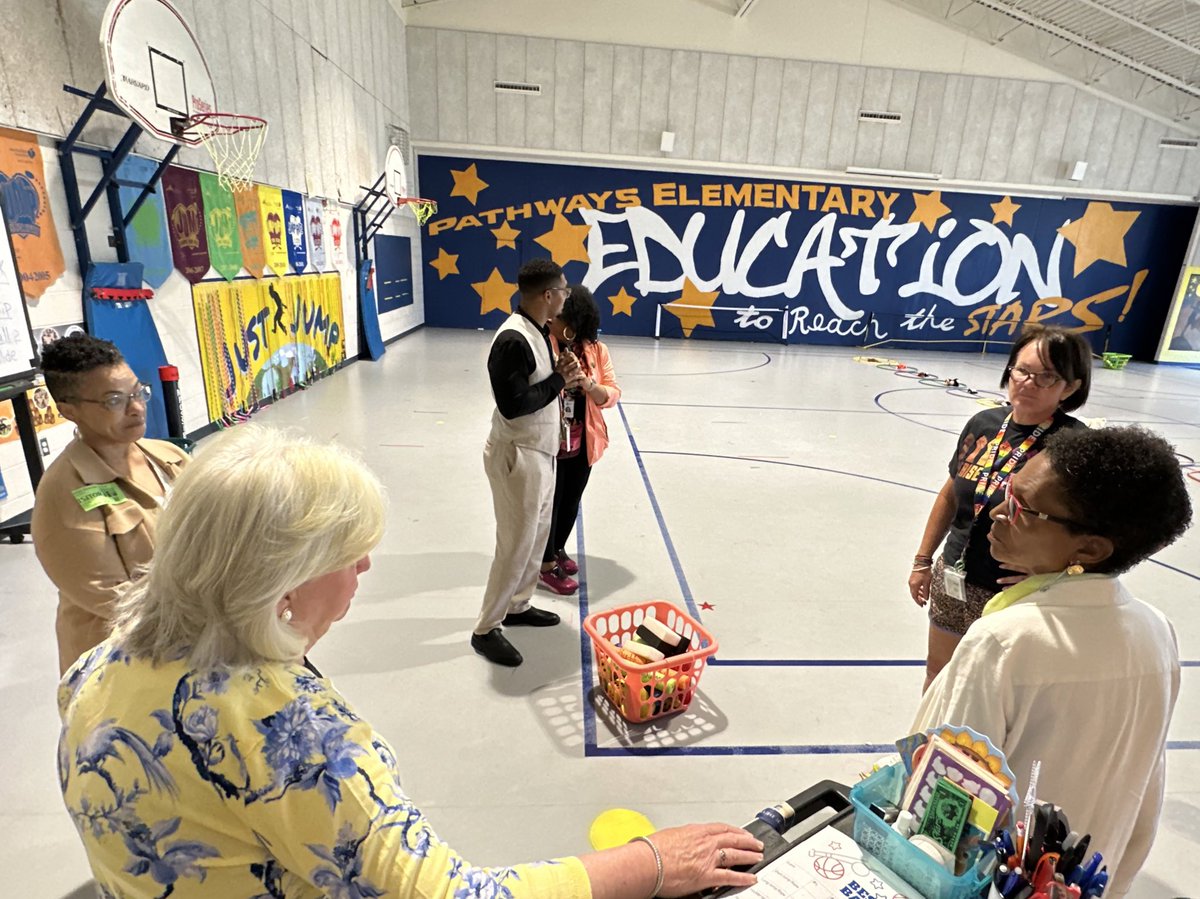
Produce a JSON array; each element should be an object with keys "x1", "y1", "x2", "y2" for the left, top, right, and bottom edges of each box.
[{"x1": 385, "y1": 144, "x2": 437, "y2": 226}]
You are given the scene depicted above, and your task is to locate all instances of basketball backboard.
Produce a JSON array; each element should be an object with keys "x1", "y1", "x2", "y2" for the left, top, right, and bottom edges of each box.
[
  {"x1": 385, "y1": 144, "x2": 409, "y2": 204},
  {"x1": 100, "y1": 0, "x2": 216, "y2": 145}
]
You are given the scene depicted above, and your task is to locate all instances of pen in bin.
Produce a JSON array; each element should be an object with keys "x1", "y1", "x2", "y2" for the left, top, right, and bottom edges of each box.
[
  {"x1": 1021, "y1": 761, "x2": 1042, "y2": 863},
  {"x1": 1082, "y1": 869, "x2": 1108, "y2": 898},
  {"x1": 1068, "y1": 852, "x2": 1103, "y2": 889}
]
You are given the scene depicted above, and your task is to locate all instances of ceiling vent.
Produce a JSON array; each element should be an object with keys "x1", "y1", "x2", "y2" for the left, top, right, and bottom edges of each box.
[
  {"x1": 858, "y1": 110, "x2": 902, "y2": 124},
  {"x1": 494, "y1": 80, "x2": 542, "y2": 95},
  {"x1": 1160, "y1": 137, "x2": 1199, "y2": 149}
]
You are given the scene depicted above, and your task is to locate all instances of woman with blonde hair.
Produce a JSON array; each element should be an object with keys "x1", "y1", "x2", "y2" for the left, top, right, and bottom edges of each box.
[{"x1": 59, "y1": 426, "x2": 762, "y2": 899}]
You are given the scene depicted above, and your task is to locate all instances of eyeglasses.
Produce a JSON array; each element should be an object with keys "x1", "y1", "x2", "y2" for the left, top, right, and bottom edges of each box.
[
  {"x1": 1002, "y1": 479, "x2": 1083, "y2": 528},
  {"x1": 71, "y1": 383, "x2": 152, "y2": 412},
  {"x1": 1009, "y1": 365, "x2": 1063, "y2": 389},
  {"x1": 547, "y1": 286, "x2": 572, "y2": 297}
]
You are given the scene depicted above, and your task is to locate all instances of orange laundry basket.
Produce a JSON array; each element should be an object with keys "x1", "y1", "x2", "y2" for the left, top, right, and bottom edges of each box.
[{"x1": 583, "y1": 600, "x2": 719, "y2": 724}]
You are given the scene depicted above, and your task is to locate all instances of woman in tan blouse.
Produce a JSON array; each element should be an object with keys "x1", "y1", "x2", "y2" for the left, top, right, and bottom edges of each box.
[{"x1": 31, "y1": 335, "x2": 189, "y2": 674}]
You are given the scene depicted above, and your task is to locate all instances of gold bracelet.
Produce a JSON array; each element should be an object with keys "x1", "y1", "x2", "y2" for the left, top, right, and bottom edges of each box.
[{"x1": 629, "y1": 835, "x2": 664, "y2": 898}]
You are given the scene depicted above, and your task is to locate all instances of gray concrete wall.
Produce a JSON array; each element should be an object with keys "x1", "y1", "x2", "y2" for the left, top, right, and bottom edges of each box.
[
  {"x1": 0, "y1": 0, "x2": 409, "y2": 202},
  {"x1": 407, "y1": 26, "x2": 1200, "y2": 200}
]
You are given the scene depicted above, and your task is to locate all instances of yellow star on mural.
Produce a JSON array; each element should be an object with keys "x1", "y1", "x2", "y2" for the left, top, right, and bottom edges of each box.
[
  {"x1": 492, "y1": 220, "x2": 521, "y2": 250},
  {"x1": 664, "y1": 279, "x2": 719, "y2": 337},
  {"x1": 472, "y1": 267, "x2": 517, "y2": 316},
  {"x1": 990, "y1": 196, "x2": 1021, "y2": 227},
  {"x1": 450, "y1": 163, "x2": 489, "y2": 205},
  {"x1": 1057, "y1": 202, "x2": 1141, "y2": 276},
  {"x1": 429, "y1": 247, "x2": 459, "y2": 280},
  {"x1": 609, "y1": 286, "x2": 638, "y2": 317},
  {"x1": 534, "y1": 214, "x2": 591, "y2": 266},
  {"x1": 908, "y1": 190, "x2": 951, "y2": 233}
]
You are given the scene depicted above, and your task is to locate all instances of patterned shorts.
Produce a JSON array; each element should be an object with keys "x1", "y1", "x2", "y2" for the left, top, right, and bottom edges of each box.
[{"x1": 928, "y1": 557, "x2": 996, "y2": 636}]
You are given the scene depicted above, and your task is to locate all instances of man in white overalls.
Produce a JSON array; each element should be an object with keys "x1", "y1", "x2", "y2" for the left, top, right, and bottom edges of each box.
[{"x1": 473, "y1": 259, "x2": 583, "y2": 667}]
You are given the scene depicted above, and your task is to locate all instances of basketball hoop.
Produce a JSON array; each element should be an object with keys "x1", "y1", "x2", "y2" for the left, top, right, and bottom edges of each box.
[
  {"x1": 172, "y1": 112, "x2": 268, "y2": 192},
  {"x1": 383, "y1": 142, "x2": 437, "y2": 226},
  {"x1": 398, "y1": 197, "x2": 438, "y2": 226}
]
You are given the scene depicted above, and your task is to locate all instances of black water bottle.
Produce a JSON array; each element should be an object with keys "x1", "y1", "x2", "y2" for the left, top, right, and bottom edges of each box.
[{"x1": 739, "y1": 801, "x2": 796, "y2": 866}]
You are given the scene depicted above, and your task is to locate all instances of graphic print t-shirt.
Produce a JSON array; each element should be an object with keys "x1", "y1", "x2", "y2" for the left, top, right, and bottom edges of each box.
[{"x1": 942, "y1": 406, "x2": 1083, "y2": 590}]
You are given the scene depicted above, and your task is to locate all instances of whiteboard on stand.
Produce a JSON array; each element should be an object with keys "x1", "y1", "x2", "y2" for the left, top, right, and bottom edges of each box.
[{"x1": 0, "y1": 204, "x2": 38, "y2": 387}]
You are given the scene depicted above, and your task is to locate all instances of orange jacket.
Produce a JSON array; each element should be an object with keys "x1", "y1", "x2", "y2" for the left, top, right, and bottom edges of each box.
[{"x1": 551, "y1": 336, "x2": 621, "y2": 467}]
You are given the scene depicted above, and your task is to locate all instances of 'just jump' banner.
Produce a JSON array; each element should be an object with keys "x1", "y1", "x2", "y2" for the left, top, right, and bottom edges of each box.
[
  {"x1": 418, "y1": 155, "x2": 1197, "y2": 358},
  {"x1": 191, "y1": 273, "x2": 345, "y2": 422}
]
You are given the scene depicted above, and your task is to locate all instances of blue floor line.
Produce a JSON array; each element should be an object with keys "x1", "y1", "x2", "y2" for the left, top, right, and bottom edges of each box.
[
  {"x1": 711, "y1": 658, "x2": 1200, "y2": 667},
  {"x1": 616, "y1": 402, "x2": 702, "y2": 622},
  {"x1": 709, "y1": 658, "x2": 925, "y2": 667},
  {"x1": 586, "y1": 740, "x2": 1200, "y2": 756},
  {"x1": 587, "y1": 405, "x2": 1200, "y2": 758},
  {"x1": 587, "y1": 743, "x2": 897, "y2": 757},
  {"x1": 575, "y1": 512, "x2": 599, "y2": 756}
]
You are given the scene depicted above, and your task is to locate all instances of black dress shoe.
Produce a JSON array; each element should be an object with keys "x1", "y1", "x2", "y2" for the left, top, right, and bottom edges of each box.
[
  {"x1": 471, "y1": 629, "x2": 523, "y2": 667},
  {"x1": 502, "y1": 606, "x2": 561, "y2": 627}
]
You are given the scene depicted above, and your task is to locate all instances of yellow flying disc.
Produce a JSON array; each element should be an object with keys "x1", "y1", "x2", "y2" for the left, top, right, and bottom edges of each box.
[{"x1": 588, "y1": 808, "x2": 656, "y2": 850}]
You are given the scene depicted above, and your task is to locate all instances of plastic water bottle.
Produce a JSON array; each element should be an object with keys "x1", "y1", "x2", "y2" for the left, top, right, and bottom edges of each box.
[
  {"x1": 751, "y1": 802, "x2": 796, "y2": 835},
  {"x1": 741, "y1": 801, "x2": 796, "y2": 863}
]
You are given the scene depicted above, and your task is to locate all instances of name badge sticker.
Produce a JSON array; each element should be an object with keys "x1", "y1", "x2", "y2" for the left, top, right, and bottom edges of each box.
[{"x1": 72, "y1": 482, "x2": 129, "y2": 512}]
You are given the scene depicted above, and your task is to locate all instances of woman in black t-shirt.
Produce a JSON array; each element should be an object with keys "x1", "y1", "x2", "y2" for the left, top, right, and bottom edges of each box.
[{"x1": 908, "y1": 326, "x2": 1093, "y2": 691}]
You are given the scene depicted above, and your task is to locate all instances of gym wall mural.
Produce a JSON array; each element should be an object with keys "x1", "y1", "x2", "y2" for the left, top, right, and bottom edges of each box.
[{"x1": 418, "y1": 154, "x2": 1197, "y2": 359}]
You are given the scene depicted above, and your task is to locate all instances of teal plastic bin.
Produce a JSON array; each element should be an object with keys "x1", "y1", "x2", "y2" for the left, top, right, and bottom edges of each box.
[{"x1": 849, "y1": 763, "x2": 992, "y2": 899}]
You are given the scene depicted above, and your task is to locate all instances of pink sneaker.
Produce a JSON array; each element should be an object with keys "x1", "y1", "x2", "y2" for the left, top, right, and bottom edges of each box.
[
  {"x1": 555, "y1": 550, "x2": 579, "y2": 576},
  {"x1": 538, "y1": 566, "x2": 579, "y2": 595}
]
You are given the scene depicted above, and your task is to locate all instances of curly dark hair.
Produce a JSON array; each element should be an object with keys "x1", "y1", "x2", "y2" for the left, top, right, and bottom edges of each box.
[
  {"x1": 999, "y1": 325, "x2": 1093, "y2": 412},
  {"x1": 560, "y1": 285, "x2": 600, "y2": 343},
  {"x1": 1046, "y1": 426, "x2": 1193, "y2": 574},
  {"x1": 517, "y1": 258, "x2": 564, "y2": 297},
  {"x1": 40, "y1": 334, "x2": 125, "y2": 403}
]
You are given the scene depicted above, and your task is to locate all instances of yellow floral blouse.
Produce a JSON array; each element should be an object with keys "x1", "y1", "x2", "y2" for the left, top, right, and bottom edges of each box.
[{"x1": 57, "y1": 640, "x2": 592, "y2": 898}]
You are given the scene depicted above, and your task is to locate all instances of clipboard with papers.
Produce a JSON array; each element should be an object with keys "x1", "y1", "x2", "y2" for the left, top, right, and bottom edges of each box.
[{"x1": 711, "y1": 781, "x2": 914, "y2": 899}]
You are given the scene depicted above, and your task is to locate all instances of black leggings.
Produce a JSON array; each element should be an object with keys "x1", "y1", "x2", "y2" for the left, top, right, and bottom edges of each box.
[{"x1": 543, "y1": 430, "x2": 593, "y2": 563}]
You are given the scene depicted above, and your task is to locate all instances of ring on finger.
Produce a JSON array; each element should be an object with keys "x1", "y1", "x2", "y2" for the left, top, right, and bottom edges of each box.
[{"x1": 718, "y1": 848, "x2": 727, "y2": 868}]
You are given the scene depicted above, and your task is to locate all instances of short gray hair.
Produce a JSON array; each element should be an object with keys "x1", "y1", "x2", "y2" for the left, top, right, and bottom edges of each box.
[{"x1": 114, "y1": 426, "x2": 386, "y2": 668}]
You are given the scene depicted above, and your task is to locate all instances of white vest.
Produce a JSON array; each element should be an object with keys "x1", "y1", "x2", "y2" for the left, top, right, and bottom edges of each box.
[{"x1": 488, "y1": 312, "x2": 561, "y2": 455}]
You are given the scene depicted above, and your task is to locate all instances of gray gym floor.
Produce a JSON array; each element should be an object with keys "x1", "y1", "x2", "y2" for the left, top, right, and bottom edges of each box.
[{"x1": 3, "y1": 328, "x2": 1197, "y2": 896}]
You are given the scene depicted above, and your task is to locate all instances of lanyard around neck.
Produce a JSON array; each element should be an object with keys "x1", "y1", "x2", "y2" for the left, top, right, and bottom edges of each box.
[{"x1": 971, "y1": 414, "x2": 1052, "y2": 518}]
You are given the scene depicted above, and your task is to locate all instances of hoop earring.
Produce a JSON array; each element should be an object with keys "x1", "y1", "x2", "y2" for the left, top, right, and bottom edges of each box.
[{"x1": 563, "y1": 326, "x2": 576, "y2": 342}]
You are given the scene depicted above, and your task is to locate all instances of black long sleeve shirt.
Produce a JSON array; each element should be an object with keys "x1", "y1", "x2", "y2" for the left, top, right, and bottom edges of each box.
[{"x1": 488, "y1": 308, "x2": 565, "y2": 420}]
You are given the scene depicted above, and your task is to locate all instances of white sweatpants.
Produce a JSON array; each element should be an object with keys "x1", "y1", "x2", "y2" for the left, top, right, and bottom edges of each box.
[{"x1": 475, "y1": 439, "x2": 556, "y2": 634}]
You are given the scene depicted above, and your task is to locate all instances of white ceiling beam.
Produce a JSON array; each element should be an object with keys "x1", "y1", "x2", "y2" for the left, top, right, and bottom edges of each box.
[
  {"x1": 734, "y1": 0, "x2": 763, "y2": 18},
  {"x1": 1068, "y1": 0, "x2": 1200, "y2": 62},
  {"x1": 970, "y1": 0, "x2": 1200, "y2": 97}
]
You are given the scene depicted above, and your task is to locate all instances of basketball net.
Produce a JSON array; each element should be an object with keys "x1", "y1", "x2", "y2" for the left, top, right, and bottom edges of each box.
[
  {"x1": 175, "y1": 113, "x2": 268, "y2": 193},
  {"x1": 401, "y1": 198, "x2": 438, "y2": 226}
]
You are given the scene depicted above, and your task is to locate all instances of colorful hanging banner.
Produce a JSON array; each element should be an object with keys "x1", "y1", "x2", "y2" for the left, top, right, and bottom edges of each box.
[
  {"x1": 0, "y1": 128, "x2": 65, "y2": 298},
  {"x1": 116, "y1": 155, "x2": 173, "y2": 288},
  {"x1": 199, "y1": 172, "x2": 242, "y2": 281},
  {"x1": 191, "y1": 274, "x2": 345, "y2": 423},
  {"x1": 324, "y1": 200, "x2": 348, "y2": 271},
  {"x1": 161, "y1": 166, "x2": 210, "y2": 283},
  {"x1": 233, "y1": 187, "x2": 266, "y2": 279},
  {"x1": 282, "y1": 190, "x2": 308, "y2": 273},
  {"x1": 306, "y1": 196, "x2": 327, "y2": 271},
  {"x1": 0, "y1": 399, "x2": 18, "y2": 445},
  {"x1": 258, "y1": 187, "x2": 288, "y2": 277}
]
